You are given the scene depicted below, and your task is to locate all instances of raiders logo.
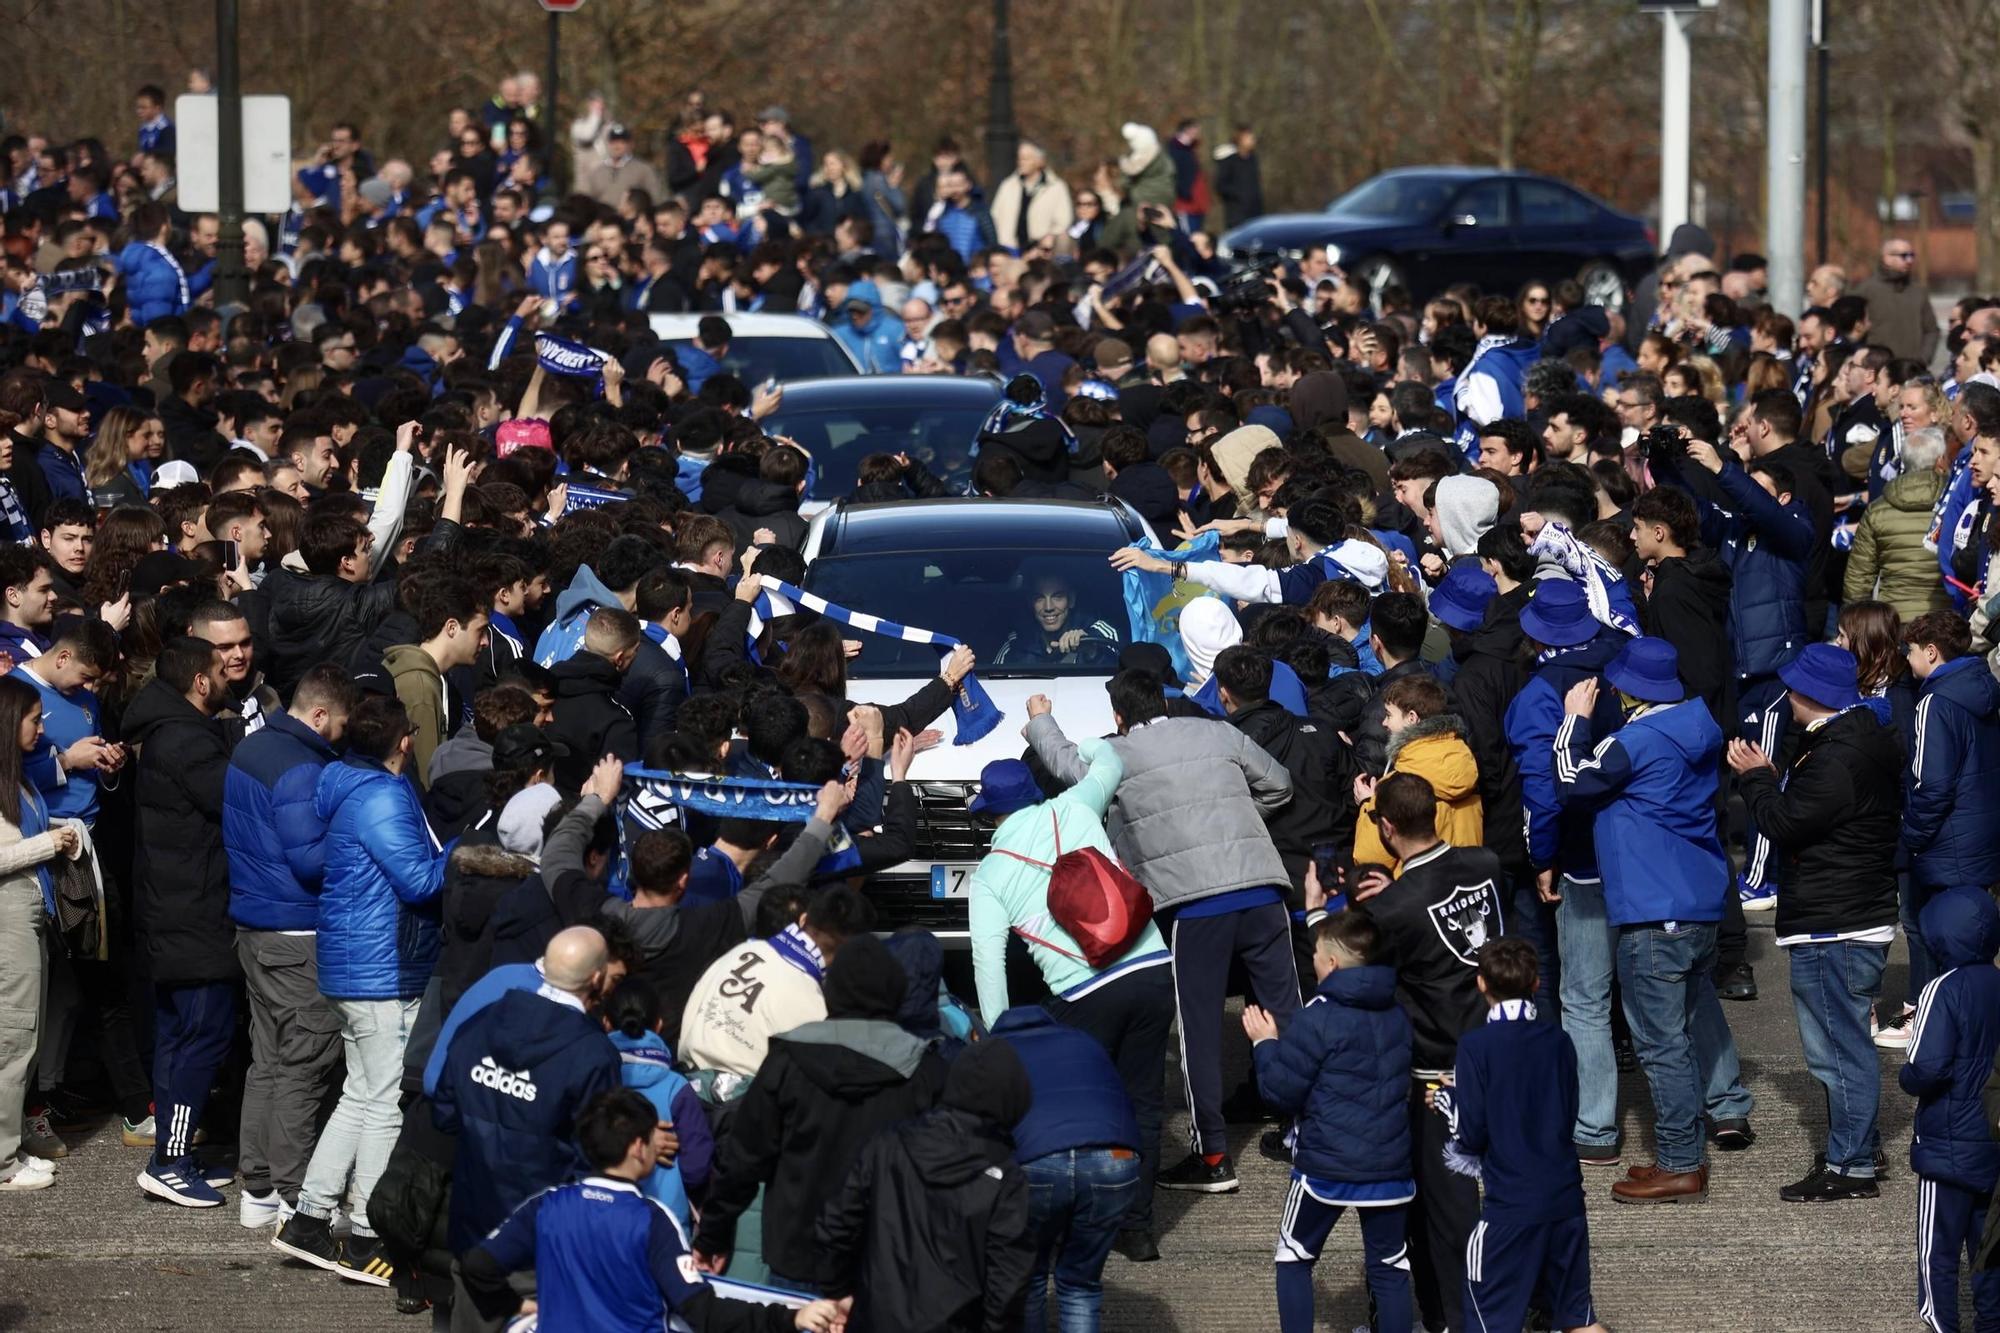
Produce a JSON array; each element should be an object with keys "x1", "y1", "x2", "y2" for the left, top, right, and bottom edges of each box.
[{"x1": 1427, "y1": 879, "x2": 1502, "y2": 966}]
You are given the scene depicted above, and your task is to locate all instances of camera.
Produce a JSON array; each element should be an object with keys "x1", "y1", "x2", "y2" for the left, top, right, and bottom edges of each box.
[
  {"x1": 1214, "y1": 256, "x2": 1281, "y2": 313},
  {"x1": 1639, "y1": 424, "x2": 1688, "y2": 470}
]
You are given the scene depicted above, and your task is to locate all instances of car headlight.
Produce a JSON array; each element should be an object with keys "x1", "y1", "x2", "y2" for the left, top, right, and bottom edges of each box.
[
  {"x1": 1215, "y1": 238, "x2": 1234, "y2": 261},
  {"x1": 1324, "y1": 243, "x2": 1343, "y2": 266}
]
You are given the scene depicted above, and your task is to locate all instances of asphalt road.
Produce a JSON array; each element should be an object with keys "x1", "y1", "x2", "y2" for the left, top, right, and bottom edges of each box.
[{"x1": 0, "y1": 924, "x2": 1938, "y2": 1332}]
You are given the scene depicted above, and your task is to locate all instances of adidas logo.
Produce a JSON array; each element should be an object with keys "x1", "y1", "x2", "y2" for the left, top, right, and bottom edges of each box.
[{"x1": 471, "y1": 1056, "x2": 539, "y2": 1102}]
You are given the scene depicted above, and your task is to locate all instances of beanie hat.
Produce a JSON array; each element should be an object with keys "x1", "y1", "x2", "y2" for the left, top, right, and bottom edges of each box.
[{"x1": 1179, "y1": 596, "x2": 1242, "y2": 681}]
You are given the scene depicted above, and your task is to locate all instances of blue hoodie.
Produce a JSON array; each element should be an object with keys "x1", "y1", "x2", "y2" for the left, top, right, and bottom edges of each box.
[
  {"x1": 1902, "y1": 887, "x2": 2000, "y2": 1192},
  {"x1": 609, "y1": 1029, "x2": 714, "y2": 1230},
  {"x1": 533, "y1": 564, "x2": 626, "y2": 668},
  {"x1": 1906, "y1": 655, "x2": 2000, "y2": 890},
  {"x1": 830, "y1": 278, "x2": 902, "y2": 374}
]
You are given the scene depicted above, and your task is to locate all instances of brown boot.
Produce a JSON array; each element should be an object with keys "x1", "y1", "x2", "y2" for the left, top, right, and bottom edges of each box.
[{"x1": 1612, "y1": 1162, "x2": 1708, "y2": 1204}]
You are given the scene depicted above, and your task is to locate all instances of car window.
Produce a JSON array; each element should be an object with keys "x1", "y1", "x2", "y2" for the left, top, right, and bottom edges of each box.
[
  {"x1": 661, "y1": 337, "x2": 856, "y2": 385},
  {"x1": 1328, "y1": 176, "x2": 1455, "y2": 219},
  {"x1": 1516, "y1": 180, "x2": 1595, "y2": 228},
  {"x1": 763, "y1": 399, "x2": 995, "y2": 499},
  {"x1": 804, "y1": 548, "x2": 1139, "y2": 677},
  {"x1": 1450, "y1": 181, "x2": 1510, "y2": 228}
]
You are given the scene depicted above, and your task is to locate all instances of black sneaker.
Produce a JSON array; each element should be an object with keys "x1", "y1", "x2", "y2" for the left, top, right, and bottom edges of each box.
[
  {"x1": 1779, "y1": 1165, "x2": 1879, "y2": 1203},
  {"x1": 1258, "y1": 1127, "x2": 1292, "y2": 1165},
  {"x1": 41, "y1": 1086, "x2": 109, "y2": 1131},
  {"x1": 1113, "y1": 1228, "x2": 1160, "y2": 1262},
  {"x1": 1575, "y1": 1141, "x2": 1622, "y2": 1167},
  {"x1": 1708, "y1": 1117, "x2": 1757, "y2": 1151},
  {"x1": 1219, "y1": 1083, "x2": 1274, "y2": 1124},
  {"x1": 1716, "y1": 962, "x2": 1758, "y2": 1002},
  {"x1": 272, "y1": 1211, "x2": 340, "y2": 1272},
  {"x1": 1156, "y1": 1152, "x2": 1239, "y2": 1193},
  {"x1": 1614, "y1": 1037, "x2": 1639, "y2": 1072},
  {"x1": 335, "y1": 1232, "x2": 396, "y2": 1287}
]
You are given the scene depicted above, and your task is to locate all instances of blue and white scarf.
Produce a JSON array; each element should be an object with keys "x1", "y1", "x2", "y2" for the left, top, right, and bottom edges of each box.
[
  {"x1": 562, "y1": 484, "x2": 624, "y2": 515},
  {"x1": 624, "y1": 767, "x2": 822, "y2": 827},
  {"x1": 534, "y1": 332, "x2": 609, "y2": 387},
  {"x1": 1528, "y1": 522, "x2": 1639, "y2": 636},
  {"x1": 752, "y1": 576, "x2": 1002, "y2": 744},
  {"x1": 148, "y1": 242, "x2": 190, "y2": 309},
  {"x1": 769, "y1": 923, "x2": 825, "y2": 982}
]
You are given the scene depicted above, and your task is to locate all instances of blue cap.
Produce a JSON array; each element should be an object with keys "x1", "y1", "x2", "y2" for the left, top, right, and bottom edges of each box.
[
  {"x1": 1519, "y1": 579, "x2": 1598, "y2": 649},
  {"x1": 968, "y1": 759, "x2": 1041, "y2": 818},
  {"x1": 1431, "y1": 564, "x2": 1499, "y2": 633},
  {"x1": 1779, "y1": 642, "x2": 1862, "y2": 712},
  {"x1": 1604, "y1": 636, "x2": 1684, "y2": 704}
]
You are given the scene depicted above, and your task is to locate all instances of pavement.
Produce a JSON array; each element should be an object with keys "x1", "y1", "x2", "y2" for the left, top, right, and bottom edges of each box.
[{"x1": 0, "y1": 924, "x2": 1938, "y2": 1332}]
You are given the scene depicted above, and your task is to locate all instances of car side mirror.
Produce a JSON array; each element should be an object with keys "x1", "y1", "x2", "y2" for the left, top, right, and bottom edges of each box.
[{"x1": 1445, "y1": 214, "x2": 1478, "y2": 232}]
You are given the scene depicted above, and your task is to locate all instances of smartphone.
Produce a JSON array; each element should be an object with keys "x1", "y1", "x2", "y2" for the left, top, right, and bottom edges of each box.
[
  {"x1": 221, "y1": 538, "x2": 241, "y2": 570},
  {"x1": 1310, "y1": 842, "x2": 1343, "y2": 889}
]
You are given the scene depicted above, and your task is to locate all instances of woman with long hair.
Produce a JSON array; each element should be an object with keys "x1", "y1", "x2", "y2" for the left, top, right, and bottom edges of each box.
[
  {"x1": 0, "y1": 674, "x2": 82, "y2": 1192},
  {"x1": 83, "y1": 406, "x2": 164, "y2": 507},
  {"x1": 79, "y1": 505, "x2": 167, "y2": 609},
  {"x1": 258, "y1": 488, "x2": 303, "y2": 569},
  {"x1": 1516, "y1": 281, "x2": 1553, "y2": 338}
]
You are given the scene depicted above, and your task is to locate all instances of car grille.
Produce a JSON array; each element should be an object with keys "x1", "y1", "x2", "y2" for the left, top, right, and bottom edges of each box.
[
  {"x1": 909, "y1": 781, "x2": 990, "y2": 861},
  {"x1": 860, "y1": 781, "x2": 987, "y2": 936}
]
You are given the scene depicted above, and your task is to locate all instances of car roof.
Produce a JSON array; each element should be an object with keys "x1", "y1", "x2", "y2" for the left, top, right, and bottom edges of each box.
[
  {"x1": 645, "y1": 312, "x2": 841, "y2": 341},
  {"x1": 766, "y1": 374, "x2": 1002, "y2": 407},
  {"x1": 1367, "y1": 165, "x2": 1571, "y2": 185},
  {"x1": 816, "y1": 498, "x2": 1148, "y2": 557}
]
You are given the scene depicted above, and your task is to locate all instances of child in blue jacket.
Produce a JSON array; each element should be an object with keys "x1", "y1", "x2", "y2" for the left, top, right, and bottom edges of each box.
[
  {"x1": 1441, "y1": 937, "x2": 1609, "y2": 1333},
  {"x1": 1900, "y1": 887, "x2": 2000, "y2": 1333},
  {"x1": 605, "y1": 978, "x2": 714, "y2": 1233},
  {"x1": 1243, "y1": 909, "x2": 1414, "y2": 1333}
]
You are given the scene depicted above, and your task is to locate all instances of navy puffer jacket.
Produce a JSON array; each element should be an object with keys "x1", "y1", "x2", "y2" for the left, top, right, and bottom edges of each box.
[
  {"x1": 1249, "y1": 964, "x2": 1413, "y2": 1183},
  {"x1": 314, "y1": 754, "x2": 448, "y2": 1000},
  {"x1": 224, "y1": 711, "x2": 338, "y2": 930},
  {"x1": 1902, "y1": 888, "x2": 2000, "y2": 1192},
  {"x1": 1701, "y1": 461, "x2": 1815, "y2": 680},
  {"x1": 1904, "y1": 655, "x2": 2000, "y2": 890}
]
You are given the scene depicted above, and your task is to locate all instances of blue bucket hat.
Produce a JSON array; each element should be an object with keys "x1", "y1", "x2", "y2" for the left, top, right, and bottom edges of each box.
[
  {"x1": 1604, "y1": 636, "x2": 1684, "y2": 704},
  {"x1": 968, "y1": 759, "x2": 1041, "y2": 818},
  {"x1": 1431, "y1": 564, "x2": 1499, "y2": 633},
  {"x1": 1779, "y1": 642, "x2": 1862, "y2": 712},
  {"x1": 1519, "y1": 579, "x2": 1598, "y2": 649}
]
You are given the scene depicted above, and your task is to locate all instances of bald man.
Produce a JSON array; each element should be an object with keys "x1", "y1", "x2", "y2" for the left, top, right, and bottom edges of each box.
[
  {"x1": 1145, "y1": 331, "x2": 1184, "y2": 383},
  {"x1": 1806, "y1": 263, "x2": 1846, "y2": 309},
  {"x1": 1852, "y1": 238, "x2": 1941, "y2": 364}
]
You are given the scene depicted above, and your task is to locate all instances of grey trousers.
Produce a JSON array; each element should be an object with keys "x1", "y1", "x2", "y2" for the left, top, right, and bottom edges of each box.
[
  {"x1": 0, "y1": 878, "x2": 45, "y2": 1179},
  {"x1": 235, "y1": 929, "x2": 342, "y2": 1200}
]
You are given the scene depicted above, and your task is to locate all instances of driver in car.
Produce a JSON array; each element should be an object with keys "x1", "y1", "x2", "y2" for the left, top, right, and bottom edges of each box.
[{"x1": 992, "y1": 571, "x2": 1122, "y2": 666}]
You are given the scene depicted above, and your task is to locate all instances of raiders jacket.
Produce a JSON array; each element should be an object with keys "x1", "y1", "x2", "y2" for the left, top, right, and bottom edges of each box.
[{"x1": 1358, "y1": 841, "x2": 1505, "y2": 1073}]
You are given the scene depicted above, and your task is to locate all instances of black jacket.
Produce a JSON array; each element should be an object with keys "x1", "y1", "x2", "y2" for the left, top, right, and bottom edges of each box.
[
  {"x1": 1106, "y1": 461, "x2": 1182, "y2": 537},
  {"x1": 1310, "y1": 634, "x2": 1376, "y2": 738},
  {"x1": 1640, "y1": 548, "x2": 1734, "y2": 725},
  {"x1": 127, "y1": 678, "x2": 237, "y2": 983},
  {"x1": 1363, "y1": 842, "x2": 1504, "y2": 1071},
  {"x1": 977, "y1": 418, "x2": 1072, "y2": 485},
  {"x1": 696, "y1": 1021, "x2": 948, "y2": 1283},
  {"x1": 697, "y1": 454, "x2": 761, "y2": 518},
  {"x1": 262, "y1": 564, "x2": 400, "y2": 702},
  {"x1": 1213, "y1": 148, "x2": 1265, "y2": 229},
  {"x1": 814, "y1": 1105, "x2": 1033, "y2": 1333},
  {"x1": 1447, "y1": 584, "x2": 1528, "y2": 874},
  {"x1": 1230, "y1": 697, "x2": 1352, "y2": 886},
  {"x1": 713, "y1": 479, "x2": 808, "y2": 553},
  {"x1": 546, "y1": 652, "x2": 639, "y2": 793},
  {"x1": 1738, "y1": 705, "x2": 1903, "y2": 938},
  {"x1": 158, "y1": 395, "x2": 231, "y2": 477},
  {"x1": 435, "y1": 840, "x2": 537, "y2": 1015},
  {"x1": 617, "y1": 634, "x2": 689, "y2": 756}
]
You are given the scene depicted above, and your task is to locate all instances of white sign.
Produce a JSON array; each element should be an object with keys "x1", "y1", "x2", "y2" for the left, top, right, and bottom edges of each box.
[{"x1": 175, "y1": 94, "x2": 293, "y2": 215}]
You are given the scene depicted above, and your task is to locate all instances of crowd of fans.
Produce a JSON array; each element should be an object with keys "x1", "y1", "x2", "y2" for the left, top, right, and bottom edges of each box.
[{"x1": 4, "y1": 67, "x2": 2000, "y2": 1333}]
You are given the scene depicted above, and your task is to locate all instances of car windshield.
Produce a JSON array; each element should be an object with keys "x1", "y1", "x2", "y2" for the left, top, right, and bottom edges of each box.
[
  {"x1": 764, "y1": 399, "x2": 993, "y2": 500},
  {"x1": 803, "y1": 548, "x2": 1139, "y2": 678},
  {"x1": 1327, "y1": 175, "x2": 1454, "y2": 220},
  {"x1": 661, "y1": 336, "x2": 855, "y2": 386}
]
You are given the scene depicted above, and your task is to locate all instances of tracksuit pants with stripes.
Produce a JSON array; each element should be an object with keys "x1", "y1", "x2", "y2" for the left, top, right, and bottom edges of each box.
[
  {"x1": 150, "y1": 980, "x2": 237, "y2": 1166},
  {"x1": 1917, "y1": 1175, "x2": 2000, "y2": 1333},
  {"x1": 1169, "y1": 901, "x2": 1300, "y2": 1156},
  {"x1": 1465, "y1": 1213, "x2": 1596, "y2": 1333},
  {"x1": 1735, "y1": 674, "x2": 1791, "y2": 893},
  {"x1": 1272, "y1": 1174, "x2": 1411, "y2": 1333}
]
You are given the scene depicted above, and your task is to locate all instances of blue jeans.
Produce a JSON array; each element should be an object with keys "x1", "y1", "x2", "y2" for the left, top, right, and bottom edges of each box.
[
  {"x1": 1787, "y1": 940, "x2": 1887, "y2": 1177},
  {"x1": 1507, "y1": 877, "x2": 1560, "y2": 1023},
  {"x1": 1616, "y1": 922, "x2": 1753, "y2": 1173},
  {"x1": 1556, "y1": 876, "x2": 1619, "y2": 1149},
  {"x1": 1022, "y1": 1148, "x2": 1140, "y2": 1332}
]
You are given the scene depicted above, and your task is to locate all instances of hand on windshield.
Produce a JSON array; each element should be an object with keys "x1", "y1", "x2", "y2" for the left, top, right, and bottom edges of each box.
[
  {"x1": 750, "y1": 381, "x2": 783, "y2": 420},
  {"x1": 909, "y1": 728, "x2": 944, "y2": 753},
  {"x1": 1108, "y1": 546, "x2": 1172, "y2": 575},
  {"x1": 940, "y1": 644, "x2": 976, "y2": 686}
]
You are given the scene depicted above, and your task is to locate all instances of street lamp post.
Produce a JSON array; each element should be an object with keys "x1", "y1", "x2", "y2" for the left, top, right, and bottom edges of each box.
[
  {"x1": 985, "y1": 0, "x2": 1019, "y2": 187},
  {"x1": 213, "y1": 0, "x2": 248, "y2": 314}
]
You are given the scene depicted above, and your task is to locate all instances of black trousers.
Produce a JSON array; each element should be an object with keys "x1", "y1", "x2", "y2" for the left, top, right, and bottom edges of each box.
[
  {"x1": 1168, "y1": 902, "x2": 1301, "y2": 1157},
  {"x1": 1408, "y1": 1078, "x2": 1479, "y2": 1332},
  {"x1": 1047, "y1": 961, "x2": 1175, "y2": 1234}
]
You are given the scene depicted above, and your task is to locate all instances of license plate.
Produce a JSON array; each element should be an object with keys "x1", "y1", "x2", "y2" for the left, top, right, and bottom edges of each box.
[{"x1": 929, "y1": 864, "x2": 977, "y2": 899}]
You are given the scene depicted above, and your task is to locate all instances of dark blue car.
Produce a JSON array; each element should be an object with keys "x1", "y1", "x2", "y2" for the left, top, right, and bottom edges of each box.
[
  {"x1": 759, "y1": 374, "x2": 1002, "y2": 504},
  {"x1": 1219, "y1": 166, "x2": 1655, "y2": 310}
]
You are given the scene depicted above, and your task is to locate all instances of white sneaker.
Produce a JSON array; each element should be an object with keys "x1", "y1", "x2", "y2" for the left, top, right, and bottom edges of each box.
[
  {"x1": 22, "y1": 1111, "x2": 67, "y2": 1160},
  {"x1": 0, "y1": 1158, "x2": 56, "y2": 1191},
  {"x1": 239, "y1": 1190, "x2": 286, "y2": 1229},
  {"x1": 1874, "y1": 1004, "x2": 1917, "y2": 1050}
]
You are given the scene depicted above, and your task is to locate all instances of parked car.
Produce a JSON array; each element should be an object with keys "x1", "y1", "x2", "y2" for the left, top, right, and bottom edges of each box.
[
  {"x1": 1218, "y1": 166, "x2": 1655, "y2": 310},
  {"x1": 759, "y1": 374, "x2": 1001, "y2": 505},
  {"x1": 799, "y1": 496, "x2": 1160, "y2": 942},
  {"x1": 645, "y1": 311, "x2": 860, "y2": 384}
]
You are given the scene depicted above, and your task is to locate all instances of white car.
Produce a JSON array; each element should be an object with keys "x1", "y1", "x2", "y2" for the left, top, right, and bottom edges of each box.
[
  {"x1": 645, "y1": 311, "x2": 860, "y2": 384},
  {"x1": 799, "y1": 495, "x2": 1160, "y2": 945}
]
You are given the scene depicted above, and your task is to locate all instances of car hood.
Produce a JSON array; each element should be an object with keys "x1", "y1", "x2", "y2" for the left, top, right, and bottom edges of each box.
[
  {"x1": 1222, "y1": 212, "x2": 1405, "y2": 249},
  {"x1": 841, "y1": 673, "x2": 1120, "y2": 780}
]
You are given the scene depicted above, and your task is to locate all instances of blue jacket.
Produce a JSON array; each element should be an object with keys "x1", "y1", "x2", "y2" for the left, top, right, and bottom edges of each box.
[
  {"x1": 34, "y1": 440, "x2": 85, "y2": 506},
  {"x1": 0, "y1": 622, "x2": 48, "y2": 663},
  {"x1": 1905, "y1": 655, "x2": 2000, "y2": 889},
  {"x1": 1448, "y1": 1003, "x2": 1585, "y2": 1224},
  {"x1": 532, "y1": 564, "x2": 624, "y2": 669},
  {"x1": 1503, "y1": 630, "x2": 1627, "y2": 878},
  {"x1": 15, "y1": 666, "x2": 103, "y2": 824},
  {"x1": 1690, "y1": 461, "x2": 1814, "y2": 679},
  {"x1": 677, "y1": 345, "x2": 723, "y2": 396},
  {"x1": 1554, "y1": 698, "x2": 1730, "y2": 926},
  {"x1": 527, "y1": 246, "x2": 578, "y2": 305},
  {"x1": 1249, "y1": 964, "x2": 1414, "y2": 1191},
  {"x1": 829, "y1": 279, "x2": 901, "y2": 374},
  {"x1": 223, "y1": 711, "x2": 338, "y2": 931},
  {"x1": 611, "y1": 1028, "x2": 714, "y2": 1232},
  {"x1": 313, "y1": 754, "x2": 448, "y2": 1000},
  {"x1": 1902, "y1": 888, "x2": 2000, "y2": 1192},
  {"x1": 116, "y1": 241, "x2": 187, "y2": 327},
  {"x1": 433, "y1": 986, "x2": 622, "y2": 1252},
  {"x1": 990, "y1": 1006, "x2": 1139, "y2": 1163}
]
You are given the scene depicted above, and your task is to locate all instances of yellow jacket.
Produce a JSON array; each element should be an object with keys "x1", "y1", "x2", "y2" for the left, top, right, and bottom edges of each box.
[{"x1": 1354, "y1": 715, "x2": 1484, "y2": 869}]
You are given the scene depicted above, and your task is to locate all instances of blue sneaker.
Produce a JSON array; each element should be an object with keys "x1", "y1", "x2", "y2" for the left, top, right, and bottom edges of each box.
[
  {"x1": 138, "y1": 1157, "x2": 225, "y2": 1208},
  {"x1": 1737, "y1": 878, "x2": 1777, "y2": 913}
]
